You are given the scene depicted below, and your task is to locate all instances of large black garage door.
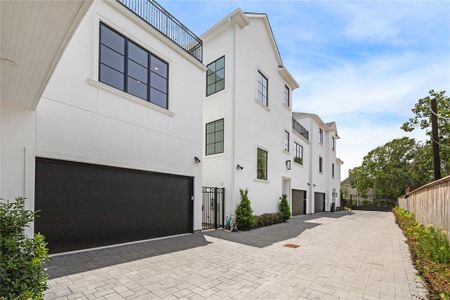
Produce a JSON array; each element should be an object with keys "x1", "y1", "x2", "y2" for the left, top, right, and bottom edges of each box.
[
  {"x1": 292, "y1": 190, "x2": 306, "y2": 216},
  {"x1": 314, "y1": 192, "x2": 326, "y2": 213},
  {"x1": 35, "y1": 158, "x2": 193, "y2": 254}
]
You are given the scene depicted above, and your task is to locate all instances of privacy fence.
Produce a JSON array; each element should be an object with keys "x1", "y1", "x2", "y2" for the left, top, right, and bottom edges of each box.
[{"x1": 398, "y1": 175, "x2": 450, "y2": 240}]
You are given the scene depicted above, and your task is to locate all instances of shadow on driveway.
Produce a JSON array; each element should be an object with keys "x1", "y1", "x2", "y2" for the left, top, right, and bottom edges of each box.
[
  {"x1": 205, "y1": 211, "x2": 352, "y2": 248},
  {"x1": 46, "y1": 232, "x2": 210, "y2": 279}
]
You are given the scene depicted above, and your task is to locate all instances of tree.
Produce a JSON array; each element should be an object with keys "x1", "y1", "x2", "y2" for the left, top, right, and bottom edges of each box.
[
  {"x1": 401, "y1": 90, "x2": 450, "y2": 177},
  {"x1": 349, "y1": 138, "x2": 418, "y2": 200},
  {"x1": 279, "y1": 194, "x2": 291, "y2": 222},
  {"x1": 235, "y1": 189, "x2": 256, "y2": 230}
]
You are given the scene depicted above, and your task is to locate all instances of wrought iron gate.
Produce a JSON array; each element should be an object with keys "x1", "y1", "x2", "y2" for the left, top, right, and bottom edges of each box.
[{"x1": 202, "y1": 187, "x2": 225, "y2": 230}]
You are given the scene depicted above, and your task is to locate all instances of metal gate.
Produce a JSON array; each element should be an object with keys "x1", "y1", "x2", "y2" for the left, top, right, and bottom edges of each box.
[{"x1": 202, "y1": 187, "x2": 225, "y2": 230}]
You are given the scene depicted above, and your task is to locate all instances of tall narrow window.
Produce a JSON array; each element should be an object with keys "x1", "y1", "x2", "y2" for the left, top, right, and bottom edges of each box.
[
  {"x1": 332, "y1": 136, "x2": 335, "y2": 150},
  {"x1": 284, "y1": 85, "x2": 290, "y2": 107},
  {"x1": 206, "y1": 56, "x2": 225, "y2": 96},
  {"x1": 319, "y1": 156, "x2": 323, "y2": 173},
  {"x1": 257, "y1": 71, "x2": 268, "y2": 106},
  {"x1": 99, "y1": 23, "x2": 169, "y2": 109},
  {"x1": 332, "y1": 163, "x2": 335, "y2": 178},
  {"x1": 283, "y1": 130, "x2": 290, "y2": 152},
  {"x1": 294, "y1": 143, "x2": 303, "y2": 165},
  {"x1": 319, "y1": 128, "x2": 324, "y2": 144},
  {"x1": 206, "y1": 119, "x2": 224, "y2": 155},
  {"x1": 257, "y1": 148, "x2": 268, "y2": 180}
]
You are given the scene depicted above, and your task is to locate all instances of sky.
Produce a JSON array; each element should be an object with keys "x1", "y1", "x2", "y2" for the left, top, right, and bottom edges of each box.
[{"x1": 161, "y1": 0, "x2": 450, "y2": 179}]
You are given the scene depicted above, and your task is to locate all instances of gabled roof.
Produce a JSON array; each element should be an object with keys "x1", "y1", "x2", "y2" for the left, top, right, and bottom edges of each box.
[
  {"x1": 201, "y1": 8, "x2": 299, "y2": 90},
  {"x1": 293, "y1": 112, "x2": 339, "y2": 138}
]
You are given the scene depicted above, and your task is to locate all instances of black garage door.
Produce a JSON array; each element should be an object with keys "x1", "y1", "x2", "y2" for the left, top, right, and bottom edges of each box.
[
  {"x1": 35, "y1": 158, "x2": 193, "y2": 254},
  {"x1": 292, "y1": 190, "x2": 306, "y2": 216},
  {"x1": 314, "y1": 192, "x2": 326, "y2": 213}
]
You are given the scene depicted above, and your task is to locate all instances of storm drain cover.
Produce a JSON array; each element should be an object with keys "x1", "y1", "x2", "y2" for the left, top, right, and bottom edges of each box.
[{"x1": 283, "y1": 243, "x2": 300, "y2": 248}]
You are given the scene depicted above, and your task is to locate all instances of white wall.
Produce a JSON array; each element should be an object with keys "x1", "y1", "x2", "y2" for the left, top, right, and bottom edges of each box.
[
  {"x1": 291, "y1": 132, "x2": 310, "y2": 211},
  {"x1": 0, "y1": 0, "x2": 205, "y2": 231}
]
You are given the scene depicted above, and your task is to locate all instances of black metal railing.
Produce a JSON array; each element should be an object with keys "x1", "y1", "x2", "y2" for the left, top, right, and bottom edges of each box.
[
  {"x1": 117, "y1": 0, "x2": 203, "y2": 62},
  {"x1": 292, "y1": 117, "x2": 309, "y2": 140},
  {"x1": 202, "y1": 187, "x2": 225, "y2": 230}
]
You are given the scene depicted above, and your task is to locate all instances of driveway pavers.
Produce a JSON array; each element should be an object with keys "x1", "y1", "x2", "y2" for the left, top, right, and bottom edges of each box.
[{"x1": 45, "y1": 211, "x2": 427, "y2": 299}]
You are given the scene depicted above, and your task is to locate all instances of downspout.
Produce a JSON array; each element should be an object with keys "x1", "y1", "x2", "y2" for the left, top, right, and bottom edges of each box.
[
  {"x1": 230, "y1": 20, "x2": 237, "y2": 217},
  {"x1": 308, "y1": 126, "x2": 313, "y2": 214}
]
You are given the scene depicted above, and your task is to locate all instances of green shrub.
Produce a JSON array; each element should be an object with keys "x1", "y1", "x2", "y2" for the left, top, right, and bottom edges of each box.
[
  {"x1": 0, "y1": 198, "x2": 49, "y2": 300},
  {"x1": 279, "y1": 194, "x2": 291, "y2": 222},
  {"x1": 235, "y1": 189, "x2": 256, "y2": 230},
  {"x1": 255, "y1": 213, "x2": 283, "y2": 228}
]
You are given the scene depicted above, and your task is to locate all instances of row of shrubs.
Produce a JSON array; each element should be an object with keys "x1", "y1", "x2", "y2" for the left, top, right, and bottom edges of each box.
[
  {"x1": 235, "y1": 189, "x2": 291, "y2": 230},
  {"x1": 392, "y1": 207, "x2": 450, "y2": 299}
]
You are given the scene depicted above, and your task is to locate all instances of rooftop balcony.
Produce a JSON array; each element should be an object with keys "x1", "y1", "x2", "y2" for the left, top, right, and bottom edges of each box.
[
  {"x1": 117, "y1": 0, "x2": 203, "y2": 63},
  {"x1": 292, "y1": 118, "x2": 309, "y2": 141}
]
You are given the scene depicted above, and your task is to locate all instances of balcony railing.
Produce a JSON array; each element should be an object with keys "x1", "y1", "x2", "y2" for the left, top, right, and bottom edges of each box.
[
  {"x1": 117, "y1": 0, "x2": 203, "y2": 62},
  {"x1": 292, "y1": 118, "x2": 309, "y2": 141}
]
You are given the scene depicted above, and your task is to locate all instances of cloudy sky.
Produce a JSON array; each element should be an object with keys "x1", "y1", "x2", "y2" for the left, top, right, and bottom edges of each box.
[{"x1": 161, "y1": 0, "x2": 450, "y2": 178}]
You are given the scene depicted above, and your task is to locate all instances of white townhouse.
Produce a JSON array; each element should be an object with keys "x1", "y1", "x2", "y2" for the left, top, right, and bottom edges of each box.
[
  {"x1": 291, "y1": 112, "x2": 343, "y2": 215},
  {"x1": 0, "y1": 0, "x2": 205, "y2": 253},
  {"x1": 201, "y1": 9, "x2": 300, "y2": 220}
]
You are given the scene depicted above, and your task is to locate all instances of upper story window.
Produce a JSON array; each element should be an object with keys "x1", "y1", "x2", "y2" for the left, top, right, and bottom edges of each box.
[
  {"x1": 319, "y1": 128, "x2": 324, "y2": 144},
  {"x1": 283, "y1": 130, "x2": 290, "y2": 152},
  {"x1": 206, "y1": 56, "x2": 225, "y2": 96},
  {"x1": 257, "y1": 148, "x2": 268, "y2": 180},
  {"x1": 294, "y1": 142, "x2": 303, "y2": 165},
  {"x1": 332, "y1": 163, "x2": 335, "y2": 178},
  {"x1": 319, "y1": 156, "x2": 323, "y2": 173},
  {"x1": 332, "y1": 136, "x2": 335, "y2": 150},
  {"x1": 284, "y1": 85, "x2": 290, "y2": 107},
  {"x1": 99, "y1": 23, "x2": 169, "y2": 109},
  {"x1": 206, "y1": 119, "x2": 224, "y2": 155},
  {"x1": 257, "y1": 71, "x2": 268, "y2": 106}
]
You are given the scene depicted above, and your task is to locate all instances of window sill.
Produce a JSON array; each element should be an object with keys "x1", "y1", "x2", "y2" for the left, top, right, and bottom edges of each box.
[
  {"x1": 255, "y1": 178, "x2": 270, "y2": 183},
  {"x1": 206, "y1": 88, "x2": 227, "y2": 99},
  {"x1": 87, "y1": 78, "x2": 175, "y2": 117},
  {"x1": 293, "y1": 161, "x2": 304, "y2": 167},
  {"x1": 254, "y1": 99, "x2": 270, "y2": 112}
]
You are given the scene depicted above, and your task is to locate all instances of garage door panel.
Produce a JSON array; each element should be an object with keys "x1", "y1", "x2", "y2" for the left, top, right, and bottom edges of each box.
[{"x1": 35, "y1": 158, "x2": 193, "y2": 253}]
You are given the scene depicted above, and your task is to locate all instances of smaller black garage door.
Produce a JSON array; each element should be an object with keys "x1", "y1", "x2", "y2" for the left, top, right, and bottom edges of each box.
[
  {"x1": 35, "y1": 158, "x2": 193, "y2": 253},
  {"x1": 314, "y1": 192, "x2": 326, "y2": 213}
]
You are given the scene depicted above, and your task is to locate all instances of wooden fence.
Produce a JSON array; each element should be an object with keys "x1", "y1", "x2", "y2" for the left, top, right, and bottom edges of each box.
[{"x1": 398, "y1": 175, "x2": 450, "y2": 240}]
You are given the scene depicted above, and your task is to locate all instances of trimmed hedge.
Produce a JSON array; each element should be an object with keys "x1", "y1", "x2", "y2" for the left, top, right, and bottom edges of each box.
[
  {"x1": 254, "y1": 213, "x2": 283, "y2": 228},
  {"x1": 392, "y1": 207, "x2": 450, "y2": 299}
]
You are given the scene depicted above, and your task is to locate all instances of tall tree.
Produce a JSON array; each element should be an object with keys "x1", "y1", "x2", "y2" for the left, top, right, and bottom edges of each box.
[{"x1": 401, "y1": 90, "x2": 450, "y2": 177}]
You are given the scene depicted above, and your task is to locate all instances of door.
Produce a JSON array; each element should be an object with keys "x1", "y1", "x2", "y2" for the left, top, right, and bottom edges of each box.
[
  {"x1": 292, "y1": 189, "x2": 306, "y2": 216},
  {"x1": 314, "y1": 192, "x2": 326, "y2": 213},
  {"x1": 35, "y1": 158, "x2": 193, "y2": 253}
]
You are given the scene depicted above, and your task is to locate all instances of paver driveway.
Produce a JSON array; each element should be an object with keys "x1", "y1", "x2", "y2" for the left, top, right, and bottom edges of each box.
[{"x1": 45, "y1": 211, "x2": 427, "y2": 299}]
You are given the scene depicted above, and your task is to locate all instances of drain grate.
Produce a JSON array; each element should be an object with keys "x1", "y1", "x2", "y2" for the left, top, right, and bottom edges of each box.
[{"x1": 283, "y1": 243, "x2": 300, "y2": 248}]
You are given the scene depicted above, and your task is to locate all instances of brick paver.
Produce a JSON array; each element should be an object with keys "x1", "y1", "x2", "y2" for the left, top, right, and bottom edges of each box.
[{"x1": 45, "y1": 211, "x2": 427, "y2": 299}]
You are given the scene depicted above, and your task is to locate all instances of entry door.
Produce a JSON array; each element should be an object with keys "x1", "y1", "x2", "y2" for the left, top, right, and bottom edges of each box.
[{"x1": 35, "y1": 158, "x2": 194, "y2": 253}]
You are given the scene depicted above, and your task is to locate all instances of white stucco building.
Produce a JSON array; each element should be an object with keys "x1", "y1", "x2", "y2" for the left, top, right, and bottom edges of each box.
[
  {"x1": 1, "y1": 0, "x2": 205, "y2": 253},
  {"x1": 202, "y1": 9, "x2": 300, "y2": 219},
  {"x1": 291, "y1": 112, "x2": 343, "y2": 215}
]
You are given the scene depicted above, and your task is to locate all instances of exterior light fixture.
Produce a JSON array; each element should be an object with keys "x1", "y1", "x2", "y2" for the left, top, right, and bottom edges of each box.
[
  {"x1": 194, "y1": 156, "x2": 201, "y2": 164},
  {"x1": 236, "y1": 164, "x2": 244, "y2": 170},
  {"x1": 285, "y1": 160, "x2": 291, "y2": 170}
]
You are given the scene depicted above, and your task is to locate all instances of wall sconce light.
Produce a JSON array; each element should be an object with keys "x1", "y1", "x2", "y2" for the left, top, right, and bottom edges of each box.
[
  {"x1": 285, "y1": 160, "x2": 291, "y2": 170},
  {"x1": 236, "y1": 164, "x2": 244, "y2": 170},
  {"x1": 313, "y1": 184, "x2": 316, "y2": 187},
  {"x1": 194, "y1": 156, "x2": 201, "y2": 164},
  {"x1": 307, "y1": 182, "x2": 311, "y2": 186},
  {"x1": 332, "y1": 192, "x2": 338, "y2": 197}
]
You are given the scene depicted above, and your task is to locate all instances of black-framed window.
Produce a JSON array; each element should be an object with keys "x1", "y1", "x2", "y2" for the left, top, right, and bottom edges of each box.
[
  {"x1": 283, "y1": 130, "x2": 290, "y2": 152},
  {"x1": 257, "y1": 71, "x2": 268, "y2": 106},
  {"x1": 99, "y1": 23, "x2": 169, "y2": 109},
  {"x1": 332, "y1": 163, "x2": 335, "y2": 178},
  {"x1": 294, "y1": 142, "x2": 303, "y2": 165},
  {"x1": 284, "y1": 85, "x2": 290, "y2": 107},
  {"x1": 206, "y1": 56, "x2": 225, "y2": 96},
  {"x1": 257, "y1": 148, "x2": 268, "y2": 180},
  {"x1": 319, "y1": 156, "x2": 323, "y2": 173},
  {"x1": 319, "y1": 128, "x2": 324, "y2": 144},
  {"x1": 332, "y1": 136, "x2": 335, "y2": 150},
  {"x1": 206, "y1": 119, "x2": 224, "y2": 155}
]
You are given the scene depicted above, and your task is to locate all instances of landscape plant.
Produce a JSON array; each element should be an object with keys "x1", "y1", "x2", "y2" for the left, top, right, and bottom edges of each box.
[
  {"x1": 392, "y1": 207, "x2": 450, "y2": 299},
  {"x1": 279, "y1": 194, "x2": 291, "y2": 222},
  {"x1": 235, "y1": 189, "x2": 256, "y2": 230},
  {"x1": 0, "y1": 198, "x2": 49, "y2": 300}
]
